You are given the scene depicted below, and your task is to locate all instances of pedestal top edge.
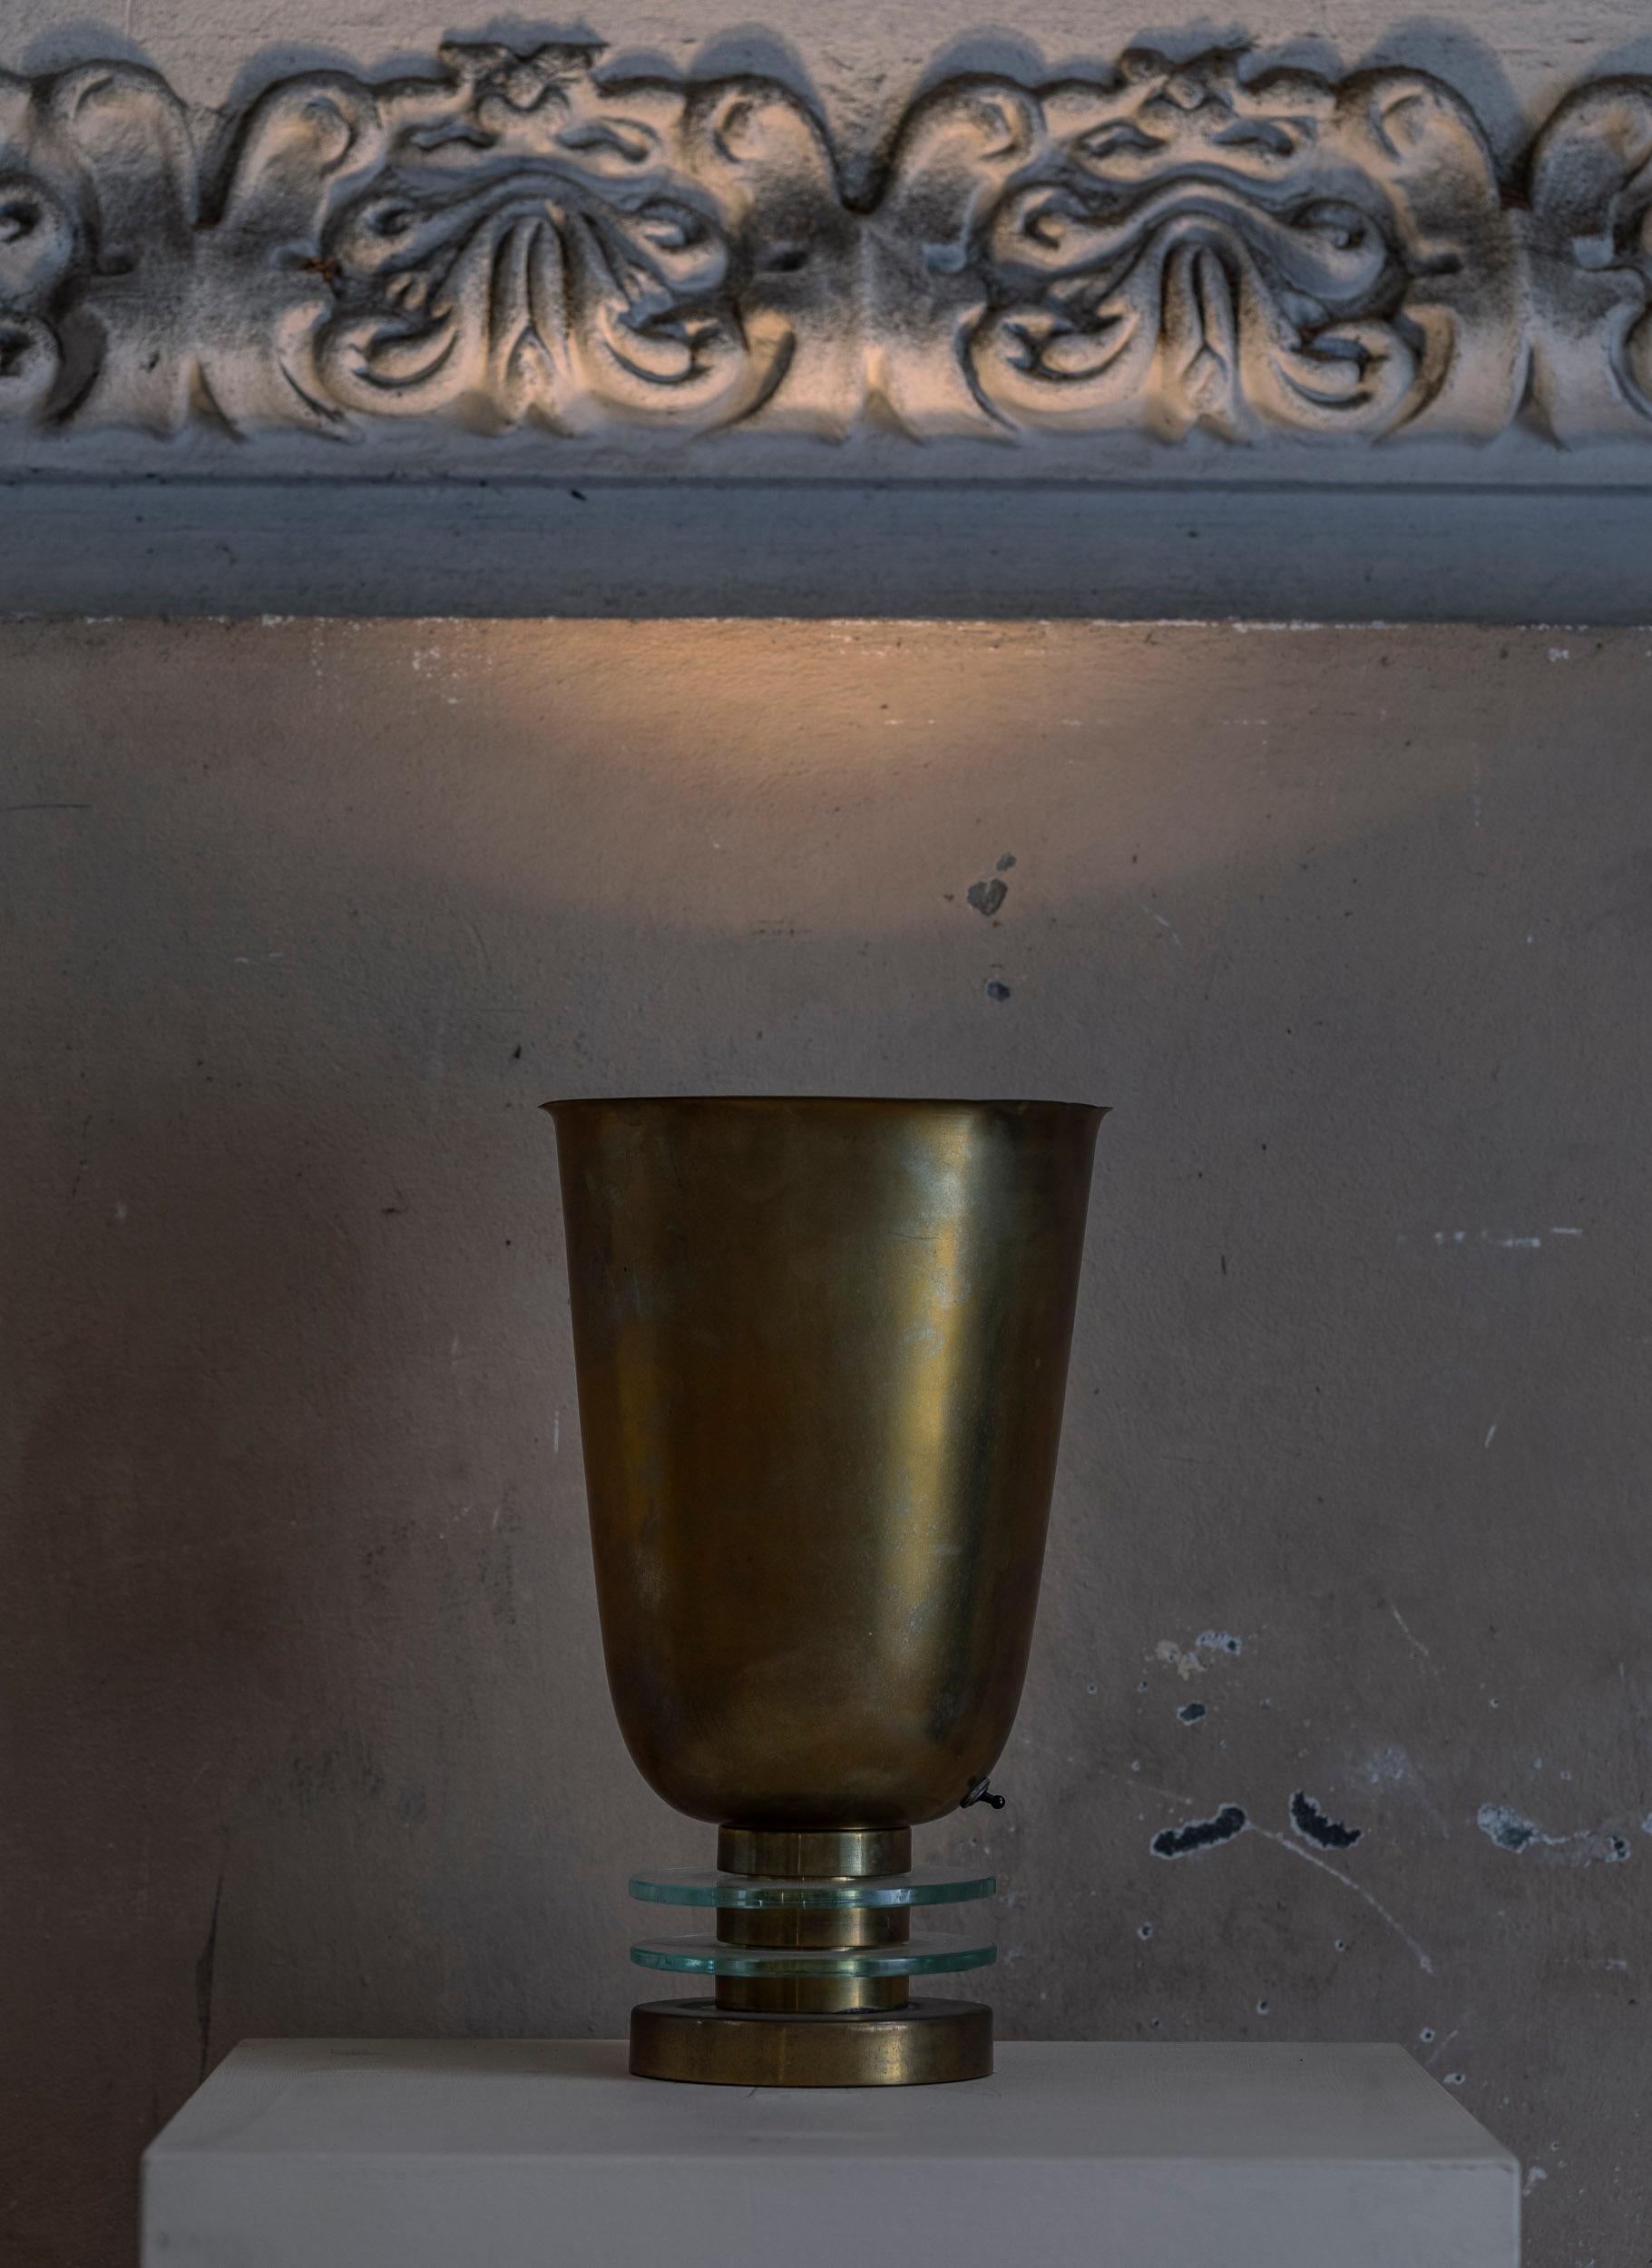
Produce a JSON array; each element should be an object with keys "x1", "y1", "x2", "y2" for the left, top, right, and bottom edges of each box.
[{"x1": 145, "y1": 2039, "x2": 1518, "y2": 2174}]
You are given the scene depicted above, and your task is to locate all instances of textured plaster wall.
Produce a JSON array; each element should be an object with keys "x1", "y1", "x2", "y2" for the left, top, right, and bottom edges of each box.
[{"x1": 2, "y1": 619, "x2": 1648, "y2": 2268}]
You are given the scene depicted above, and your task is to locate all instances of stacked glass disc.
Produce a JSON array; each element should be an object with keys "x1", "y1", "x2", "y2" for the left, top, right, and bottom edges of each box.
[{"x1": 627, "y1": 1827, "x2": 997, "y2": 2084}]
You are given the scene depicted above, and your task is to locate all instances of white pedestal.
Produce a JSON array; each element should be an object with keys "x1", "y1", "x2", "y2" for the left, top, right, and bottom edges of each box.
[{"x1": 142, "y1": 2038, "x2": 1519, "y2": 2267}]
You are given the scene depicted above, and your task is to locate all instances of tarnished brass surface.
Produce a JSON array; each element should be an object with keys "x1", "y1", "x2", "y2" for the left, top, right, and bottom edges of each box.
[
  {"x1": 550, "y1": 1098, "x2": 1102, "y2": 1829},
  {"x1": 552, "y1": 1097, "x2": 1098, "y2": 2085},
  {"x1": 719, "y1": 1827, "x2": 911, "y2": 1881},
  {"x1": 714, "y1": 1976, "x2": 910, "y2": 2013},
  {"x1": 629, "y1": 1860, "x2": 992, "y2": 1905},
  {"x1": 630, "y1": 1998, "x2": 992, "y2": 2086},
  {"x1": 718, "y1": 1903, "x2": 909, "y2": 1947}
]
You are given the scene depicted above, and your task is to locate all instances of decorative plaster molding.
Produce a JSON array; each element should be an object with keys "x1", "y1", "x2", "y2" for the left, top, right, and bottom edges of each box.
[
  {"x1": 1527, "y1": 79, "x2": 1652, "y2": 442},
  {"x1": 871, "y1": 56, "x2": 1520, "y2": 442},
  {"x1": 1, "y1": 36, "x2": 1650, "y2": 447}
]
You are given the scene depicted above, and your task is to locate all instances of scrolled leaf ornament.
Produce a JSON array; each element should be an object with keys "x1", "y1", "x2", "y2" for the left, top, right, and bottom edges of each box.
[
  {"x1": 0, "y1": 63, "x2": 201, "y2": 425},
  {"x1": 0, "y1": 57, "x2": 351, "y2": 434},
  {"x1": 1527, "y1": 77, "x2": 1652, "y2": 441},
  {"x1": 868, "y1": 50, "x2": 1520, "y2": 442},
  {"x1": 0, "y1": 33, "x2": 1649, "y2": 450},
  {"x1": 308, "y1": 43, "x2": 848, "y2": 432},
  {"x1": 0, "y1": 164, "x2": 74, "y2": 421}
]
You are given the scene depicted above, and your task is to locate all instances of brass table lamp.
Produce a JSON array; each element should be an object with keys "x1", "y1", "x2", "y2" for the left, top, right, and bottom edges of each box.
[{"x1": 548, "y1": 1096, "x2": 1102, "y2": 2086}]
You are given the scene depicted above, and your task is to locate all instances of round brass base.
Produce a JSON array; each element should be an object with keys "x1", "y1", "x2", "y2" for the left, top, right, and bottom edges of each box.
[{"x1": 630, "y1": 1997, "x2": 992, "y2": 2087}]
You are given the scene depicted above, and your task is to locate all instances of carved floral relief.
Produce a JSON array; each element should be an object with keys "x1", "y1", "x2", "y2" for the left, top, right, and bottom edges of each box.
[
  {"x1": 870, "y1": 52, "x2": 1520, "y2": 441},
  {"x1": 0, "y1": 35, "x2": 1648, "y2": 447},
  {"x1": 301, "y1": 44, "x2": 853, "y2": 434},
  {"x1": 1527, "y1": 77, "x2": 1652, "y2": 442}
]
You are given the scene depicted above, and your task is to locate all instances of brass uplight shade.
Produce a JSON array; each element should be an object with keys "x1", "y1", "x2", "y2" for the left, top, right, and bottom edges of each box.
[{"x1": 548, "y1": 1096, "x2": 1102, "y2": 2086}]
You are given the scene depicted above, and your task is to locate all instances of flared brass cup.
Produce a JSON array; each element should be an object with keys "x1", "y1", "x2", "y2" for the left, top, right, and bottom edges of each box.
[{"x1": 547, "y1": 1096, "x2": 1102, "y2": 2083}]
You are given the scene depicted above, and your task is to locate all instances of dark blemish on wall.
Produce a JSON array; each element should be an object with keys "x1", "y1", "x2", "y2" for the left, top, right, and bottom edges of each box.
[
  {"x1": 996, "y1": 852, "x2": 1016, "y2": 872},
  {"x1": 1199, "y1": 1630, "x2": 1243, "y2": 1655},
  {"x1": 968, "y1": 877, "x2": 1008, "y2": 918},
  {"x1": 289, "y1": 1744, "x2": 340, "y2": 1819},
  {"x1": 1290, "y1": 1790, "x2": 1364, "y2": 1850},
  {"x1": 1178, "y1": 1701, "x2": 1207, "y2": 1725},
  {"x1": 1608, "y1": 1835, "x2": 1630, "y2": 1861},
  {"x1": 985, "y1": 980, "x2": 1012, "y2": 1002},
  {"x1": 195, "y1": 1871, "x2": 224, "y2": 2085},
  {"x1": 1139, "y1": 1922, "x2": 1154, "y2": 1938},
  {"x1": 512, "y1": 1044, "x2": 523, "y2": 1059},
  {"x1": 1151, "y1": 1804, "x2": 1248, "y2": 1859}
]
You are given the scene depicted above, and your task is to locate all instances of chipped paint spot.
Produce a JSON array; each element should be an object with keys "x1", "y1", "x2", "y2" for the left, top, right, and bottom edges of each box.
[
  {"x1": 1478, "y1": 1804, "x2": 1634, "y2": 1863},
  {"x1": 1151, "y1": 1804, "x2": 1248, "y2": 1858},
  {"x1": 1480, "y1": 1804, "x2": 1540, "y2": 1853},
  {"x1": 1291, "y1": 1790, "x2": 1364, "y2": 1850},
  {"x1": 1155, "y1": 1630, "x2": 1243, "y2": 1679}
]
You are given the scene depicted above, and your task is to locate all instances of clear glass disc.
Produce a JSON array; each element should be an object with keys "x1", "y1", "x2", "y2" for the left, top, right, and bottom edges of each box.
[
  {"x1": 630, "y1": 1933, "x2": 996, "y2": 1979},
  {"x1": 629, "y1": 1865, "x2": 996, "y2": 1910}
]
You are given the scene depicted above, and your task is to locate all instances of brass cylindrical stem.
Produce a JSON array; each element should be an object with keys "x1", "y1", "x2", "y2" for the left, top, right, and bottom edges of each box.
[
  {"x1": 718, "y1": 1826, "x2": 912, "y2": 1880},
  {"x1": 717, "y1": 1905, "x2": 910, "y2": 1949},
  {"x1": 711, "y1": 1836, "x2": 916, "y2": 2016},
  {"x1": 715, "y1": 1976, "x2": 910, "y2": 2013}
]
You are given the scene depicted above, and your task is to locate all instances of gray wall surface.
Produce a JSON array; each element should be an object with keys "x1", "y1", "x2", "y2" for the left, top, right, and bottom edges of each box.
[{"x1": 2, "y1": 619, "x2": 1647, "y2": 2268}]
